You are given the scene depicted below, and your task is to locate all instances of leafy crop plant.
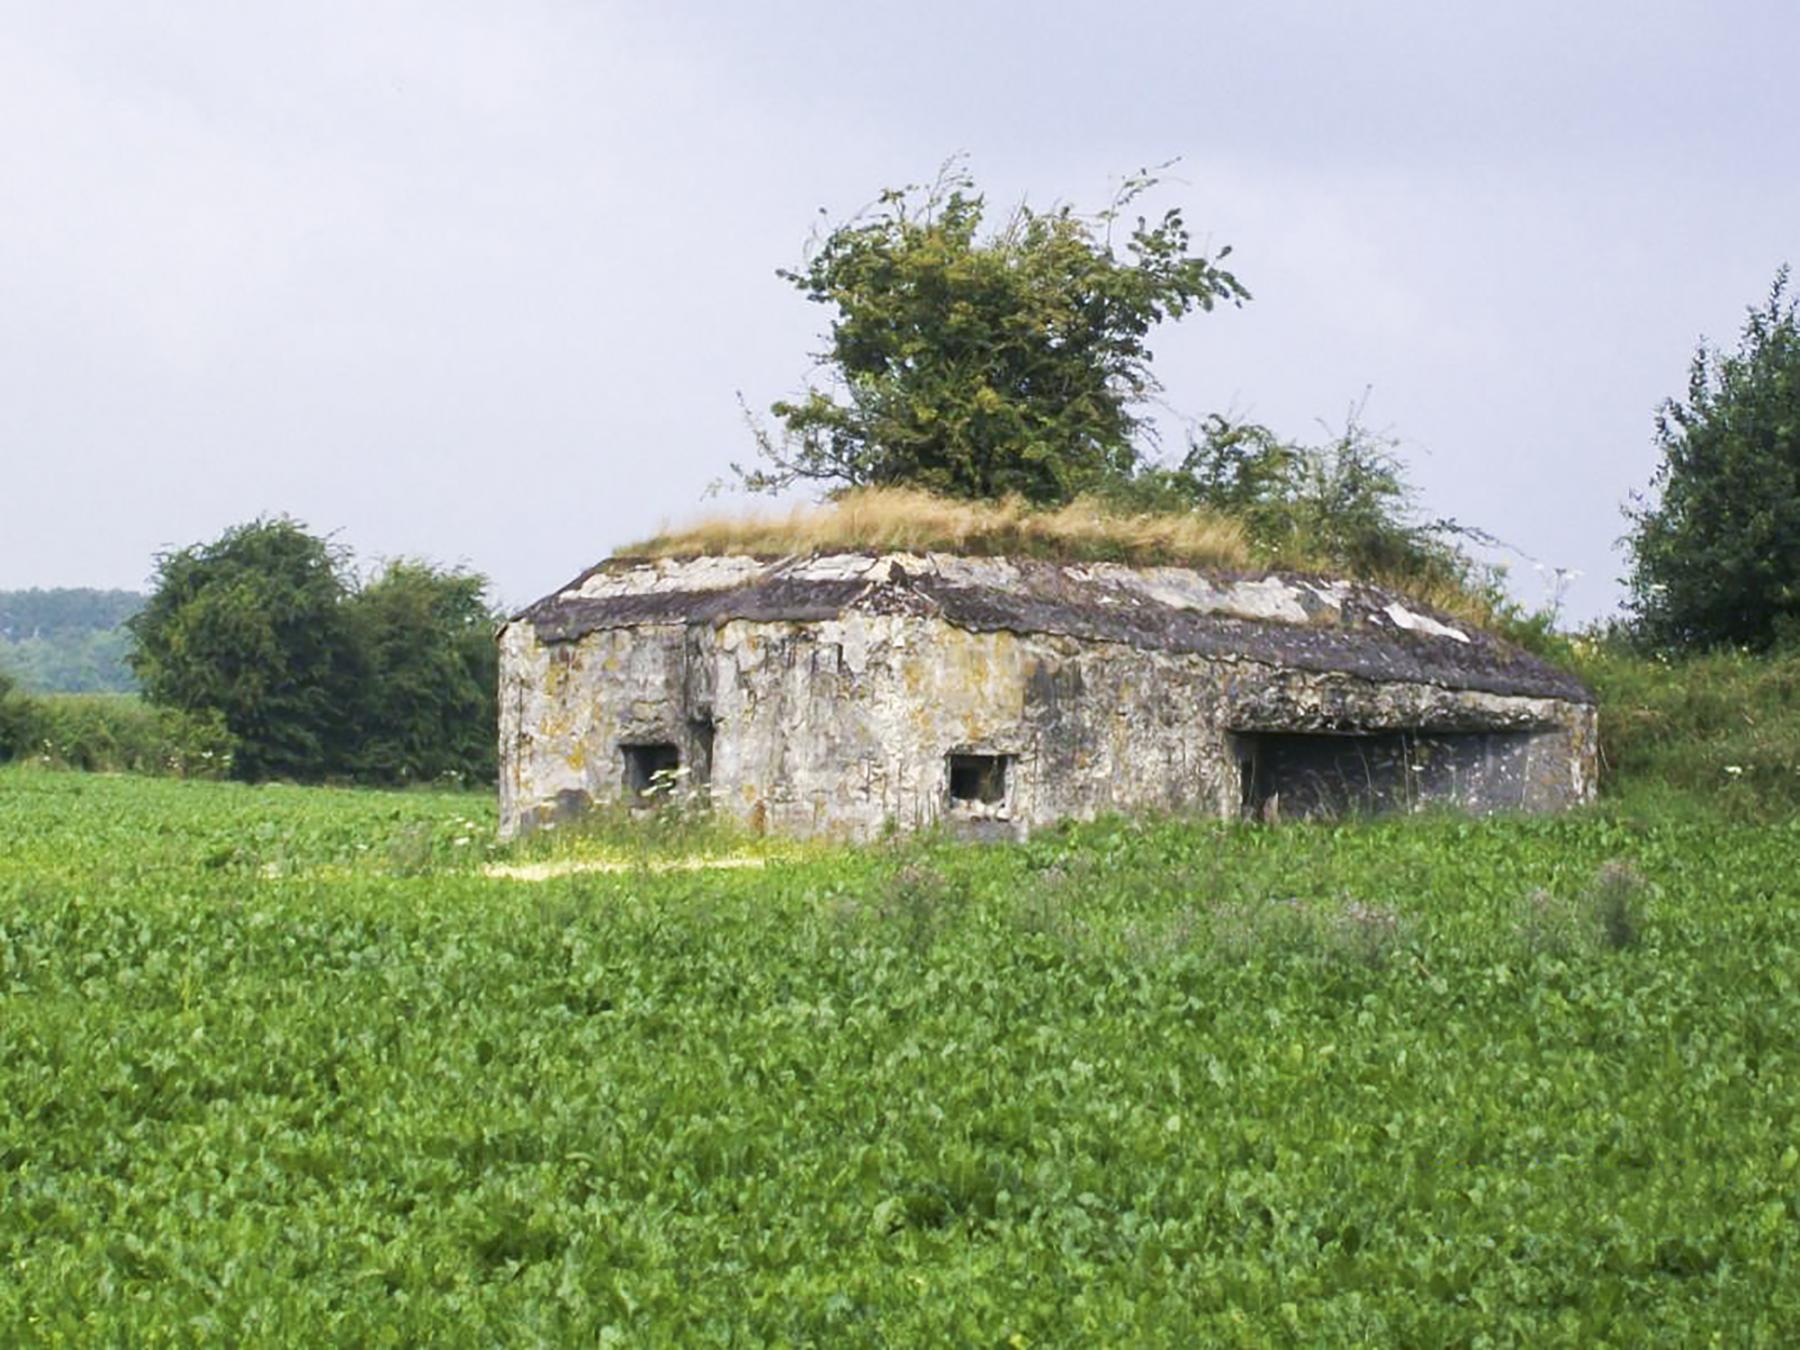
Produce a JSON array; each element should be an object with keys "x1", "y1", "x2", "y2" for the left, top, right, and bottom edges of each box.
[{"x1": 2, "y1": 768, "x2": 1798, "y2": 1342}]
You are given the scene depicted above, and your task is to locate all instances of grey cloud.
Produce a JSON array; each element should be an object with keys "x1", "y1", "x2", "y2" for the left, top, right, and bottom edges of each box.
[{"x1": 3, "y1": 1, "x2": 1795, "y2": 624}]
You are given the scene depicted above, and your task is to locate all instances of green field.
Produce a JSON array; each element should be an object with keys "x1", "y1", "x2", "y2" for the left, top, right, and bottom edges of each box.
[{"x1": 3, "y1": 767, "x2": 1799, "y2": 1343}]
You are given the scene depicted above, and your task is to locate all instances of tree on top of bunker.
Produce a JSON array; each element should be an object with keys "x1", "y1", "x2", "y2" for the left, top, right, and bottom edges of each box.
[{"x1": 739, "y1": 160, "x2": 1249, "y2": 505}]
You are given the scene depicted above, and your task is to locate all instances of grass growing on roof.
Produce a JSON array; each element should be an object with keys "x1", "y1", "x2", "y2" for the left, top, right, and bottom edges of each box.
[
  {"x1": 617, "y1": 486, "x2": 1516, "y2": 630},
  {"x1": 620, "y1": 487, "x2": 1252, "y2": 570}
]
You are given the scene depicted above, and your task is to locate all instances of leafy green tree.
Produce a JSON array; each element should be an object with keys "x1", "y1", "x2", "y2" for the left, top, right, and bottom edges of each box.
[
  {"x1": 1625, "y1": 268, "x2": 1800, "y2": 651},
  {"x1": 741, "y1": 163, "x2": 1248, "y2": 504},
  {"x1": 343, "y1": 561, "x2": 498, "y2": 785},
  {"x1": 129, "y1": 520, "x2": 499, "y2": 785},
  {"x1": 128, "y1": 519, "x2": 362, "y2": 781}
]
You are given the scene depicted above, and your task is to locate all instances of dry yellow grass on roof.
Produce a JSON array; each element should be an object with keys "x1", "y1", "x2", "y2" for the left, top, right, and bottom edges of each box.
[
  {"x1": 618, "y1": 486, "x2": 1507, "y2": 629},
  {"x1": 619, "y1": 487, "x2": 1252, "y2": 570}
]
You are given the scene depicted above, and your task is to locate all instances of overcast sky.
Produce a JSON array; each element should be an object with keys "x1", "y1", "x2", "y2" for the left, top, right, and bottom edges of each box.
[{"x1": 4, "y1": 1, "x2": 1796, "y2": 622}]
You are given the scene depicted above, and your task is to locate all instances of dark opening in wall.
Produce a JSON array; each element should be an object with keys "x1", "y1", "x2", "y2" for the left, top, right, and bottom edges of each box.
[
  {"x1": 621, "y1": 742, "x2": 680, "y2": 797},
  {"x1": 1234, "y1": 729, "x2": 1537, "y2": 819},
  {"x1": 948, "y1": 753, "x2": 1009, "y2": 806}
]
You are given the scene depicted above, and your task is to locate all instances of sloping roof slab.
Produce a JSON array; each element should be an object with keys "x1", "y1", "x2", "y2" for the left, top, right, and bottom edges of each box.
[{"x1": 513, "y1": 553, "x2": 1589, "y2": 704}]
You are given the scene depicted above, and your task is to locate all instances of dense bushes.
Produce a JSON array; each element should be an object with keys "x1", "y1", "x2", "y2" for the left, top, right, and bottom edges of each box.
[
  {"x1": 344, "y1": 561, "x2": 498, "y2": 785},
  {"x1": 1574, "y1": 640, "x2": 1800, "y2": 818},
  {"x1": 1622, "y1": 270, "x2": 1800, "y2": 653},
  {"x1": 1113, "y1": 410, "x2": 1497, "y2": 612},
  {"x1": 129, "y1": 519, "x2": 499, "y2": 786},
  {"x1": 1, "y1": 666, "x2": 234, "y2": 777},
  {"x1": 0, "y1": 694, "x2": 235, "y2": 777}
]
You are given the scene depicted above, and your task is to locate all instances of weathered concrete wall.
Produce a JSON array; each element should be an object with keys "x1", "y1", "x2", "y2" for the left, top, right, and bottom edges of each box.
[{"x1": 498, "y1": 610, "x2": 1597, "y2": 842}]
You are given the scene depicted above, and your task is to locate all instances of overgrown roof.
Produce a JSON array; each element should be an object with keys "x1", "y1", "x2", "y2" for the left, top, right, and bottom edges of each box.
[
  {"x1": 514, "y1": 552, "x2": 1591, "y2": 704},
  {"x1": 619, "y1": 489, "x2": 1249, "y2": 569}
]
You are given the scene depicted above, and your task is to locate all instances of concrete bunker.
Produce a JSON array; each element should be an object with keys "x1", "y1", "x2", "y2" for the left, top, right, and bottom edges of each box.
[{"x1": 498, "y1": 552, "x2": 1596, "y2": 841}]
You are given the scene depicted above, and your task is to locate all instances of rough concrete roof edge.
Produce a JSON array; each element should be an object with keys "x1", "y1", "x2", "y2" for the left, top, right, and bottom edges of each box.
[
  {"x1": 524, "y1": 549, "x2": 1429, "y2": 617},
  {"x1": 508, "y1": 551, "x2": 1594, "y2": 705},
  {"x1": 591, "y1": 548, "x2": 1283, "y2": 590}
]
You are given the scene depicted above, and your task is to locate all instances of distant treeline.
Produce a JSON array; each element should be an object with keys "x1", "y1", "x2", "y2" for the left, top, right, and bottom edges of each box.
[
  {"x1": 0, "y1": 588, "x2": 144, "y2": 638},
  {"x1": 3, "y1": 522, "x2": 500, "y2": 787},
  {"x1": 0, "y1": 589, "x2": 144, "y2": 693}
]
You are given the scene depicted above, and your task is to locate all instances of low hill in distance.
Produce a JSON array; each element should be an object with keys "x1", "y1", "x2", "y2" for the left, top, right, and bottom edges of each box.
[{"x1": 0, "y1": 588, "x2": 143, "y2": 693}]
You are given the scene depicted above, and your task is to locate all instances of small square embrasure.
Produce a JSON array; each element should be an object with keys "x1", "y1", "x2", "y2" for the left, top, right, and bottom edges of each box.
[
  {"x1": 948, "y1": 753, "x2": 1008, "y2": 807},
  {"x1": 622, "y1": 742, "x2": 680, "y2": 796}
]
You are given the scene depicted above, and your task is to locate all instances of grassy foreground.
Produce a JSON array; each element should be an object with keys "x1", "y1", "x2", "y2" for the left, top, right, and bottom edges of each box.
[{"x1": 3, "y1": 769, "x2": 1799, "y2": 1342}]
